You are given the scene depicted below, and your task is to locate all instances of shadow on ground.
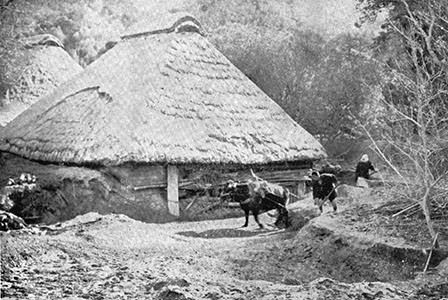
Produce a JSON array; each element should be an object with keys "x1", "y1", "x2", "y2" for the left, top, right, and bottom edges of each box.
[{"x1": 176, "y1": 227, "x2": 281, "y2": 239}]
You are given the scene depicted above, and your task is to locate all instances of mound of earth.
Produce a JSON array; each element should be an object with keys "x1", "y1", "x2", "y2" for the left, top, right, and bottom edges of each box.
[{"x1": 225, "y1": 185, "x2": 448, "y2": 291}]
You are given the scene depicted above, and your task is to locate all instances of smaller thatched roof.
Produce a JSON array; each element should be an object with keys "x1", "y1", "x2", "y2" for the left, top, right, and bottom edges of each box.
[
  {"x1": 0, "y1": 13, "x2": 325, "y2": 166},
  {"x1": 0, "y1": 34, "x2": 82, "y2": 127}
]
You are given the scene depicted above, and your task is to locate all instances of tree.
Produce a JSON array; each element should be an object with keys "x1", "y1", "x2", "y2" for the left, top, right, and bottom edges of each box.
[
  {"x1": 297, "y1": 34, "x2": 381, "y2": 155},
  {"x1": 0, "y1": 0, "x2": 23, "y2": 99},
  {"x1": 357, "y1": 0, "x2": 448, "y2": 239}
]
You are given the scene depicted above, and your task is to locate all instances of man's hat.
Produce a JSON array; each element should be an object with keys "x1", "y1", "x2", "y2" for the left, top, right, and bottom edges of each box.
[{"x1": 311, "y1": 170, "x2": 320, "y2": 177}]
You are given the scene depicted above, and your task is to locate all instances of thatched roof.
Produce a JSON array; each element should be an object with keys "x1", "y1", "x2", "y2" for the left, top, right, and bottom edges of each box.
[
  {"x1": 0, "y1": 34, "x2": 82, "y2": 127},
  {"x1": 0, "y1": 13, "x2": 326, "y2": 166}
]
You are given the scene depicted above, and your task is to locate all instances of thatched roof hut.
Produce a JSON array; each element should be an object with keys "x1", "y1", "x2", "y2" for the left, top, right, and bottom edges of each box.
[
  {"x1": 0, "y1": 34, "x2": 83, "y2": 127},
  {"x1": 0, "y1": 14, "x2": 325, "y2": 222},
  {"x1": 0, "y1": 14, "x2": 324, "y2": 165}
]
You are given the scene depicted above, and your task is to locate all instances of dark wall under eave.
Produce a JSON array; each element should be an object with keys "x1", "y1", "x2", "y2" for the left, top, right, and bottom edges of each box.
[
  {"x1": 1, "y1": 154, "x2": 315, "y2": 224},
  {"x1": 0, "y1": 154, "x2": 176, "y2": 224}
]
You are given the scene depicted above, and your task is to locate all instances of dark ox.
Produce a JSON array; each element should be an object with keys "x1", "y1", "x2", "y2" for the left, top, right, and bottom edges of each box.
[{"x1": 222, "y1": 180, "x2": 290, "y2": 229}]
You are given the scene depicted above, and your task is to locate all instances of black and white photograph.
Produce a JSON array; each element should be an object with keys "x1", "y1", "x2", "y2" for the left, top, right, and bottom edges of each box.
[{"x1": 1, "y1": 0, "x2": 447, "y2": 299}]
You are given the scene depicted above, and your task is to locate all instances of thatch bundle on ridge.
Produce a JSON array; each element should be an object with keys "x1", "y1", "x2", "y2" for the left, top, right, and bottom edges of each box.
[
  {"x1": 0, "y1": 13, "x2": 325, "y2": 166},
  {"x1": 0, "y1": 34, "x2": 83, "y2": 127}
]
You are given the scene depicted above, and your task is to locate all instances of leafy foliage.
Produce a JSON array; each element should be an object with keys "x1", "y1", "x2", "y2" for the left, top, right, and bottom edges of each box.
[{"x1": 298, "y1": 35, "x2": 380, "y2": 148}]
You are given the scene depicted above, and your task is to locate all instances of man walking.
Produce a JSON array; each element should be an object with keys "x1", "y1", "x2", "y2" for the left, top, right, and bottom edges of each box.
[
  {"x1": 355, "y1": 154, "x2": 376, "y2": 187},
  {"x1": 310, "y1": 171, "x2": 338, "y2": 213}
]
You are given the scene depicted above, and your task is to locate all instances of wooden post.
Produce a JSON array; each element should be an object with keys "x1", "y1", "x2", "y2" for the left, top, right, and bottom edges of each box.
[
  {"x1": 297, "y1": 181, "x2": 306, "y2": 200},
  {"x1": 167, "y1": 165, "x2": 179, "y2": 217}
]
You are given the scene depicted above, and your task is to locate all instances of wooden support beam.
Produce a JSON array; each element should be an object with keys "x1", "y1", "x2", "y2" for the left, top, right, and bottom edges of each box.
[
  {"x1": 297, "y1": 181, "x2": 306, "y2": 199},
  {"x1": 167, "y1": 165, "x2": 179, "y2": 217}
]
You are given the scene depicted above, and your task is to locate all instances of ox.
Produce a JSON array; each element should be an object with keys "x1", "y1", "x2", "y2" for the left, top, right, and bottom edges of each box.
[{"x1": 222, "y1": 179, "x2": 290, "y2": 229}]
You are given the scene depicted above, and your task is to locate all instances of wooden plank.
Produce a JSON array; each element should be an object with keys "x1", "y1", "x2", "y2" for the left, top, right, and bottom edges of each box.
[
  {"x1": 167, "y1": 165, "x2": 179, "y2": 217},
  {"x1": 392, "y1": 203, "x2": 419, "y2": 218},
  {"x1": 108, "y1": 165, "x2": 166, "y2": 187},
  {"x1": 133, "y1": 182, "x2": 167, "y2": 190},
  {"x1": 133, "y1": 167, "x2": 311, "y2": 194},
  {"x1": 226, "y1": 202, "x2": 241, "y2": 208},
  {"x1": 184, "y1": 195, "x2": 200, "y2": 212},
  {"x1": 232, "y1": 169, "x2": 310, "y2": 181},
  {"x1": 423, "y1": 232, "x2": 439, "y2": 273}
]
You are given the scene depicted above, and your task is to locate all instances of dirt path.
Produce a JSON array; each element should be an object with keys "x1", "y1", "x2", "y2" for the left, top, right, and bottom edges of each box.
[
  {"x1": 0, "y1": 212, "x2": 406, "y2": 299},
  {"x1": 1, "y1": 189, "x2": 447, "y2": 299}
]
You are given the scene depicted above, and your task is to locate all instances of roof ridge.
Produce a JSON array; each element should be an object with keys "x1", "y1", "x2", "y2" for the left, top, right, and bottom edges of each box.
[
  {"x1": 22, "y1": 34, "x2": 65, "y2": 49},
  {"x1": 121, "y1": 15, "x2": 204, "y2": 40}
]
